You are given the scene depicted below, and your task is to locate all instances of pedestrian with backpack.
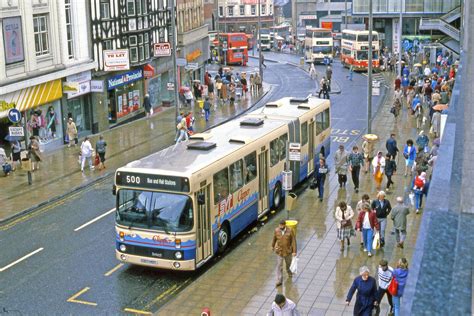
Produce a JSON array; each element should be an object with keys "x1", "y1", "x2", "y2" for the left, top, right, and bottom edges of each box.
[{"x1": 413, "y1": 171, "x2": 426, "y2": 213}]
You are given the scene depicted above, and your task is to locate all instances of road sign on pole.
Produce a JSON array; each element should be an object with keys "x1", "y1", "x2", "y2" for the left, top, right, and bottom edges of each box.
[
  {"x1": 9, "y1": 126, "x2": 24, "y2": 137},
  {"x1": 7, "y1": 108, "x2": 21, "y2": 123},
  {"x1": 289, "y1": 143, "x2": 301, "y2": 161}
]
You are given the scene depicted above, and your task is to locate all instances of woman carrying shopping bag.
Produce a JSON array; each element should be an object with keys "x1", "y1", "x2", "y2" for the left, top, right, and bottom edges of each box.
[
  {"x1": 335, "y1": 201, "x2": 355, "y2": 251},
  {"x1": 356, "y1": 203, "x2": 380, "y2": 257}
]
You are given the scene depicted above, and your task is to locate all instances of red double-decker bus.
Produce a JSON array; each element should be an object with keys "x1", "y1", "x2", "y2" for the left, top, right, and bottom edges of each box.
[{"x1": 218, "y1": 33, "x2": 248, "y2": 66}]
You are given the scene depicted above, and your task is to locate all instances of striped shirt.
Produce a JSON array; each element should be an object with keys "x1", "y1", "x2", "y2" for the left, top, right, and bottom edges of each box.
[
  {"x1": 348, "y1": 152, "x2": 364, "y2": 167},
  {"x1": 378, "y1": 266, "x2": 394, "y2": 290}
]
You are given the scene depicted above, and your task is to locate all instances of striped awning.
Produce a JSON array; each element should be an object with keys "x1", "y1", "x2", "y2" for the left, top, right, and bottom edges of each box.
[{"x1": 0, "y1": 79, "x2": 63, "y2": 114}]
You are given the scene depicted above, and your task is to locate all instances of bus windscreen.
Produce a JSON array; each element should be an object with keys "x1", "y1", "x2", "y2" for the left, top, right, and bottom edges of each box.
[
  {"x1": 117, "y1": 190, "x2": 194, "y2": 232},
  {"x1": 313, "y1": 46, "x2": 332, "y2": 54}
]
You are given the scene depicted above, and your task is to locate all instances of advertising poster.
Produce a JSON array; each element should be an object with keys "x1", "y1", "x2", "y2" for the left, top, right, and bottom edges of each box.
[{"x1": 3, "y1": 16, "x2": 24, "y2": 64}]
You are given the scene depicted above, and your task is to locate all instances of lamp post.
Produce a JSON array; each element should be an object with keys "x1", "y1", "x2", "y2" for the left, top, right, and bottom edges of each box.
[
  {"x1": 170, "y1": 0, "x2": 180, "y2": 125},
  {"x1": 367, "y1": 0, "x2": 373, "y2": 133},
  {"x1": 344, "y1": 0, "x2": 348, "y2": 30},
  {"x1": 257, "y1": 0, "x2": 263, "y2": 79},
  {"x1": 398, "y1": 0, "x2": 404, "y2": 77}
]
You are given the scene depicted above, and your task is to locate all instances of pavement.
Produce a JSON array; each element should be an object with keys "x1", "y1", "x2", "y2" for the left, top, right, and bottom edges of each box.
[
  {"x1": 0, "y1": 81, "x2": 270, "y2": 223},
  {"x1": 157, "y1": 66, "x2": 437, "y2": 315}
]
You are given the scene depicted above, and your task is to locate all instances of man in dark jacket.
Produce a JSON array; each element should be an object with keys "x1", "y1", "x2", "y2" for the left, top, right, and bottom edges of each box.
[
  {"x1": 315, "y1": 158, "x2": 329, "y2": 201},
  {"x1": 143, "y1": 94, "x2": 152, "y2": 117},
  {"x1": 385, "y1": 154, "x2": 397, "y2": 191},
  {"x1": 385, "y1": 134, "x2": 399, "y2": 160},
  {"x1": 371, "y1": 191, "x2": 392, "y2": 247}
]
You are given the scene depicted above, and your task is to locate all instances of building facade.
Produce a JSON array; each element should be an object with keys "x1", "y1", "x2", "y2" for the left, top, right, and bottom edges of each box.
[
  {"x1": 217, "y1": 0, "x2": 274, "y2": 34},
  {"x1": 0, "y1": 0, "x2": 96, "y2": 150},
  {"x1": 89, "y1": 0, "x2": 172, "y2": 130},
  {"x1": 351, "y1": 0, "x2": 461, "y2": 53}
]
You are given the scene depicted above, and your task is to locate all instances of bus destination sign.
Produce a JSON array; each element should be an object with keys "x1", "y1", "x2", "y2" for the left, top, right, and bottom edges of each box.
[{"x1": 116, "y1": 172, "x2": 190, "y2": 192}]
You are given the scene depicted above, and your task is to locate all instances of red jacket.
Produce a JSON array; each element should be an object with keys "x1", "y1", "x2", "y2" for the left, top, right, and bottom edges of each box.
[{"x1": 355, "y1": 210, "x2": 380, "y2": 231}]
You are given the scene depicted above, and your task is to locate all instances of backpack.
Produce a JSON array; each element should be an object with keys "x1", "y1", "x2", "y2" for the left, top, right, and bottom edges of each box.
[{"x1": 414, "y1": 176, "x2": 424, "y2": 189}]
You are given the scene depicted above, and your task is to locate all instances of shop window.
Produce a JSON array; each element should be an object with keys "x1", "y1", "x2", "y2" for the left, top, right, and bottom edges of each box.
[
  {"x1": 229, "y1": 160, "x2": 244, "y2": 192},
  {"x1": 244, "y1": 152, "x2": 257, "y2": 184},
  {"x1": 33, "y1": 14, "x2": 50, "y2": 56},
  {"x1": 213, "y1": 168, "x2": 229, "y2": 203},
  {"x1": 301, "y1": 122, "x2": 308, "y2": 145}
]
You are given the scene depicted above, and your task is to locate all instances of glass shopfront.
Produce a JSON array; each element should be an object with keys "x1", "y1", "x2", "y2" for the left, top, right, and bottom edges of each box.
[
  {"x1": 147, "y1": 71, "x2": 171, "y2": 109},
  {"x1": 107, "y1": 69, "x2": 144, "y2": 124},
  {"x1": 26, "y1": 100, "x2": 64, "y2": 146},
  {"x1": 65, "y1": 97, "x2": 92, "y2": 137}
]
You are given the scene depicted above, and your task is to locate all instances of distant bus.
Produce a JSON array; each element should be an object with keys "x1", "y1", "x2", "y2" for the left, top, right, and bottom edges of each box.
[
  {"x1": 114, "y1": 97, "x2": 331, "y2": 271},
  {"x1": 304, "y1": 28, "x2": 333, "y2": 64},
  {"x1": 341, "y1": 29, "x2": 380, "y2": 71},
  {"x1": 272, "y1": 24, "x2": 291, "y2": 41},
  {"x1": 258, "y1": 29, "x2": 272, "y2": 50},
  {"x1": 218, "y1": 33, "x2": 248, "y2": 65}
]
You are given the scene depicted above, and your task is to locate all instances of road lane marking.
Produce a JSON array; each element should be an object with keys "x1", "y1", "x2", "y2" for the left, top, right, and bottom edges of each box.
[
  {"x1": 123, "y1": 308, "x2": 152, "y2": 315},
  {"x1": 67, "y1": 287, "x2": 97, "y2": 306},
  {"x1": 104, "y1": 263, "x2": 124, "y2": 277},
  {"x1": 0, "y1": 247, "x2": 44, "y2": 272},
  {"x1": 74, "y1": 208, "x2": 116, "y2": 232}
]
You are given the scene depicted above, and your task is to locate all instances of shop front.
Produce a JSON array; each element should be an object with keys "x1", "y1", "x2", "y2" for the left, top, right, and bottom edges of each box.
[
  {"x1": 0, "y1": 79, "x2": 64, "y2": 150},
  {"x1": 63, "y1": 71, "x2": 93, "y2": 138},
  {"x1": 106, "y1": 69, "x2": 145, "y2": 125},
  {"x1": 179, "y1": 37, "x2": 210, "y2": 89}
]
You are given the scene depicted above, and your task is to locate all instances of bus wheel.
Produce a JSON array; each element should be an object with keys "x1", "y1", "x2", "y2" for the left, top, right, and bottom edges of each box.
[
  {"x1": 272, "y1": 183, "x2": 283, "y2": 210},
  {"x1": 217, "y1": 224, "x2": 230, "y2": 253}
]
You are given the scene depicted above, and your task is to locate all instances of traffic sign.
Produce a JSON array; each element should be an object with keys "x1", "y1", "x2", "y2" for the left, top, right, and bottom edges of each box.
[
  {"x1": 7, "y1": 108, "x2": 21, "y2": 123},
  {"x1": 176, "y1": 58, "x2": 187, "y2": 67},
  {"x1": 167, "y1": 83, "x2": 175, "y2": 91},
  {"x1": 9, "y1": 126, "x2": 24, "y2": 137},
  {"x1": 153, "y1": 43, "x2": 171, "y2": 57}
]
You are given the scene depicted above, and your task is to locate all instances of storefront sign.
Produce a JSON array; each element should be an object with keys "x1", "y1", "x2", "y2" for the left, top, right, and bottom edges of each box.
[
  {"x1": 167, "y1": 83, "x2": 175, "y2": 91},
  {"x1": 0, "y1": 80, "x2": 63, "y2": 113},
  {"x1": 2, "y1": 16, "x2": 24, "y2": 64},
  {"x1": 185, "y1": 63, "x2": 199, "y2": 70},
  {"x1": 176, "y1": 58, "x2": 187, "y2": 67},
  {"x1": 103, "y1": 49, "x2": 130, "y2": 71},
  {"x1": 63, "y1": 82, "x2": 79, "y2": 93},
  {"x1": 9, "y1": 126, "x2": 24, "y2": 137},
  {"x1": 90, "y1": 80, "x2": 104, "y2": 92},
  {"x1": 65, "y1": 71, "x2": 93, "y2": 99},
  {"x1": 186, "y1": 49, "x2": 202, "y2": 62},
  {"x1": 154, "y1": 43, "x2": 171, "y2": 57},
  {"x1": 107, "y1": 69, "x2": 143, "y2": 90},
  {"x1": 143, "y1": 64, "x2": 155, "y2": 79},
  {"x1": 321, "y1": 22, "x2": 333, "y2": 30}
]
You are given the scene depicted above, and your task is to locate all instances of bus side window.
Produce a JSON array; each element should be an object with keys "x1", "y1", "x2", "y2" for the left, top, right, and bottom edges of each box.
[
  {"x1": 316, "y1": 113, "x2": 323, "y2": 135},
  {"x1": 301, "y1": 122, "x2": 308, "y2": 145},
  {"x1": 270, "y1": 139, "x2": 279, "y2": 167},
  {"x1": 324, "y1": 109, "x2": 330, "y2": 130},
  {"x1": 279, "y1": 134, "x2": 287, "y2": 161},
  {"x1": 229, "y1": 159, "x2": 244, "y2": 192},
  {"x1": 213, "y1": 168, "x2": 229, "y2": 204},
  {"x1": 244, "y1": 151, "x2": 257, "y2": 184}
]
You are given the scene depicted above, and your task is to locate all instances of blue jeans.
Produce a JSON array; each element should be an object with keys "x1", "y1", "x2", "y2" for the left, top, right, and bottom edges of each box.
[
  {"x1": 362, "y1": 228, "x2": 374, "y2": 253},
  {"x1": 377, "y1": 217, "x2": 387, "y2": 242},
  {"x1": 414, "y1": 189, "x2": 423, "y2": 209},
  {"x1": 205, "y1": 109, "x2": 210, "y2": 121},
  {"x1": 393, "y1": 296, "x2": 401, "y2": 316},
  {"x1": 317, "y1": 180, "x2": 325, "y2": 199}
]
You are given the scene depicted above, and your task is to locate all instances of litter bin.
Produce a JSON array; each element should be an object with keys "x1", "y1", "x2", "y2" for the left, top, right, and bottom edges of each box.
[
  {"x1": 300, "y1": 57, "x2": 305, "y2": 66},
  {"x1": 21, "y1": 158, "x2": 32, "y2": 171},
  {"x1": 286, "y1": 192, "x2": 298, "y2": 211},
  {"x1": 285, "y1": 219, "x2": 298, "y2": 236}
]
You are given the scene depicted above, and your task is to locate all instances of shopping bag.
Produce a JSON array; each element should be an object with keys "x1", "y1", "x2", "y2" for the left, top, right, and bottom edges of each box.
[
  {"x1": 372, "y1": 232, "x2": 380, "y2": 250},
  {"x1": 409, "y1": 192, "x2": 415, "y2": 207},
  {"x1": 289, "y1": 256, "x2": 298, "y2": 275},
  {"x1": 387, "y1": 275, "x2": 398, "y2": 296},
  {"x1": 94, "y1": 154, "x2": 100, "y2": 166}
]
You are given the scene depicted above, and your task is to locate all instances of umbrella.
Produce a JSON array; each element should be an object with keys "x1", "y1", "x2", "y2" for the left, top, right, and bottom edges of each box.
[
  {"x1": 4, "y1": 134, "x2": 23, "y2": 142},
  {"x1": 193, "y1": 79, "x2": 201, "y2": 83},
  {"x1": 414, "y1": 63, "x2": 422, "y2": 67},
  {"x1": 363, "y1": 134, "x2": 378, "y2": 142},
  {"x1": 433, "y1": 103, "x2": 448, "y2": 111}
]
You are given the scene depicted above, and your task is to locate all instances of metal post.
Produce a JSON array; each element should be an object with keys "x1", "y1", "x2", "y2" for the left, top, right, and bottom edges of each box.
[
  {"x1": 22, "y1": 116, "x2": 32, "y2": 185},
  {"x1": 258, "y1": 0, "x2": 262, "y2": 79},
  {"x1": 398, "y1": 0, "x2": 403, "y2": 76},
  {"x1": 367, "y1": 0, "x2": 373, "y2": 133},
  {"x1": 344, "y1": 0, "x2": 348, "y2": 30},
  {"x1": 171, "y1": 0, "x2": 180, "y2": 127}
]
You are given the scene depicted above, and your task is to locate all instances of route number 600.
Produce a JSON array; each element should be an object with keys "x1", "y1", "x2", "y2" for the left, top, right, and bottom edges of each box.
[{"x1": 126, "y1": 175, "x2": 141, "y2": 184}]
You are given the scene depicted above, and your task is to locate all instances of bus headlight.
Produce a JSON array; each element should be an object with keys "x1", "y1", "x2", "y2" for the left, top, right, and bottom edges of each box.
[
  {"x1": 119, "y1": 244, "x2": 127, "y2": 252},
  {"x1": 173, "y1": 262, "x2": 181, "y2": 268},
  {"x1": 174, "y1": 251, "x2": 183, "y2": 260}
]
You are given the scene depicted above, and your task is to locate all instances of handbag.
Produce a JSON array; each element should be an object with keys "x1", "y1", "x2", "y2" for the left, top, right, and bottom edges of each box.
[
  {"x1": 309, "y1": 178, "x2": 317, "y2": 190},
  {"x1": 372, "y1": 231, "x2": 380, "y2": 250},
  {"x1": 387, "y1": 275, "x2": 398, "y2": 296},
  {"x1": 94, "y1": 154, "x2": 100, "y2": 166},
  {"x1": 341, "y1": 209, "x2": 352, "y2": 228}
]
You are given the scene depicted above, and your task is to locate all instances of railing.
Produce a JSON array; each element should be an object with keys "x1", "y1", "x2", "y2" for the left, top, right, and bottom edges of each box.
[
  {"x1": 420, "y1": 18, "x2": 460, "y2": 41},
  {"x1": 441, "y1": 5, "x2": 461, "y2": 23}
]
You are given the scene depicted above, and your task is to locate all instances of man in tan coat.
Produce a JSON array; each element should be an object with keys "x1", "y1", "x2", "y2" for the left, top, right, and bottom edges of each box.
[{"x1": 272, "y1": 219, "x2": 297, "y2": 287}]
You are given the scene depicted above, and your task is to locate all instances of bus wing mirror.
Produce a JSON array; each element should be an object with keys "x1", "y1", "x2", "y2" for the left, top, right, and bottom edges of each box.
[
  {"x1": 198, "y1": 193, "x2": 205, "y2": 205},
  {"x1": 112, "y1": 185, "x2": 117, "y2": 196}
]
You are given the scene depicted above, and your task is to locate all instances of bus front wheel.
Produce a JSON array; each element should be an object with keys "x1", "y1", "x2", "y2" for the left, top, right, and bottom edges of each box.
[
  {"x1": 217, "y1": 224, "x2": 230, "y2": 253},
  {"x1": 272, "y1": 183, "x2": 283, "y2": 210}
]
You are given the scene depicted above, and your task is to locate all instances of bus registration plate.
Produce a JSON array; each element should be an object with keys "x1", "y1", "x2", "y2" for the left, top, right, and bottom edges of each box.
[
  {"x1": 141, "y1": 258, "x2": 157, "y2": 265},
  {"x1": 234, "y1": 53, "x2": 243, "y2": 58}
]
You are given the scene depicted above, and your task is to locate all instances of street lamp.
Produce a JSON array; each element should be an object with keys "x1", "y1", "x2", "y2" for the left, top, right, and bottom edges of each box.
[
  {"x1": 398, "y1": 0, "x2": 404, "y2": 77},
  {"x1": 367, "y1": 0, "x2": 373, "y2": 133},
  {"x1": 344, "y1": 0, "x2": 348, "y2": 30},
  {"x1": 170, "y1": 0, "x2": 180, "y2": 125},
  {"x1": 257, "y1": 0, "x2": 263, "y2": 79}
]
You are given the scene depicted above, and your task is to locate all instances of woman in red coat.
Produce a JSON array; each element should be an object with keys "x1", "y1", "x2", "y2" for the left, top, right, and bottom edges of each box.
[{"x1": 356, "y1": 203, "x2": 380, "y2": 257}]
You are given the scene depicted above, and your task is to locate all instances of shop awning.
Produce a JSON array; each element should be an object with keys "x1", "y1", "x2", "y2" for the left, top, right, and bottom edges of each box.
[{"x1": 0, "y1": 79, "x2": 63, "y2": 118}]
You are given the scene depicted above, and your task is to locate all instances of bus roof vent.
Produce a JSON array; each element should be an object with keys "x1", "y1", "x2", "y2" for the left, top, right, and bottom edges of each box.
[
  {"x1": 240, "y1": 118, "x2": 264, "y2": 126},
  {"x1": 297, "y1": 105, "x2": 311, "y2": 110},
  {"x1": 187, "y1": 141, "x2": 217, "y2": 151},
  {"x1": 189, "y1": 133, "x2": 212, "y2": 141},
  {"x1": 265, "y1": 102, "x2": 281, "y2": 108},
  {"x1": 229, "y1": 137, "x2": 251, "y2": 144},
  {"x1": 290, "y1": 97, "x2": 309, "y2": 104}
]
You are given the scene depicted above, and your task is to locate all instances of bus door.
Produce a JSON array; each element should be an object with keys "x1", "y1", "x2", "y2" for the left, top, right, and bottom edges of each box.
[
  {"x1": 195, "y1": 184, "x2": 212, "y2": 264},
  {"x1": 308, "y1": 120, "x2": 315, "y2": 175},
  {"x1": 258, "y1": 149, "x2": 269, "y2": 213}
]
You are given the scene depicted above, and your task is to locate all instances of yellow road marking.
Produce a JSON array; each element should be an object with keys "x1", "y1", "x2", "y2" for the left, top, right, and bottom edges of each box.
[
  {"x1": 67, "y1": 287, "x2": 97, "y2": 306},
  {"x1": 104, "y1": 263, "x2": 124, "y2": 277},
  {"x1": 123, "y1": 308, "x2": 152, "y2": 315},
  {"x1": 144, "y1": 279, "x2": 191, "y2": 310}
]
